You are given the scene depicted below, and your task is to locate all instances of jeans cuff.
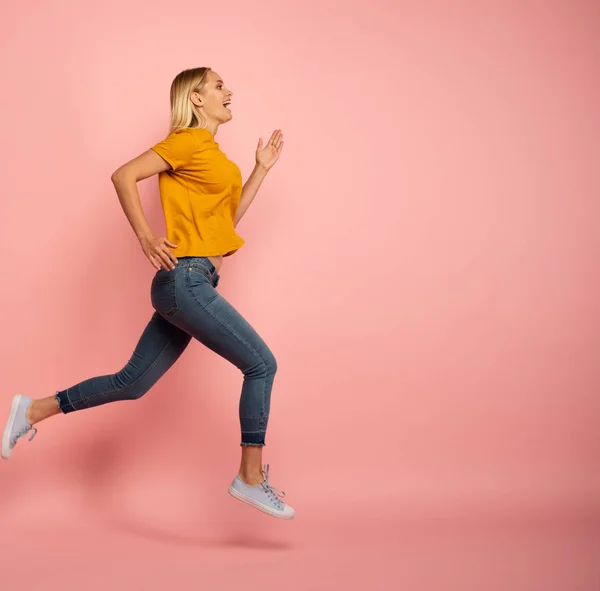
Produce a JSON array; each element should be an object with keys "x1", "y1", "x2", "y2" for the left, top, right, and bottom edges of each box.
[
  {"x1": 55, "y1": 390, "x2": 75, "y2": 414},
  {"x1": 240, "y1": 431, "x2": 266, "y2": 446}
]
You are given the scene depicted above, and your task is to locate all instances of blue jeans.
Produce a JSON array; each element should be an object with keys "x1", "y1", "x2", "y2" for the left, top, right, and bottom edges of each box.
[{"x1": 55, "y1": 257, "x2": 277, "y2": 446}]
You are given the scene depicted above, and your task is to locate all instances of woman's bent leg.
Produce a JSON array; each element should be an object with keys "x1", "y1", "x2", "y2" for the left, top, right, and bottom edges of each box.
[
  {"x1": 170, "y1": 271, "x2": 277, "y2": 448},
  {"x1": 56, "y1": 311, "x2": 192, "y2": 413},
  {"x1": 163, "y1": 259, "x2": 294, "y2": 519}
]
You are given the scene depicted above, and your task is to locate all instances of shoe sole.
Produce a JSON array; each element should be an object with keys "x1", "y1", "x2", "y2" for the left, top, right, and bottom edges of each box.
[
  {"x1": 228, "y1": 485, "x2": 295, "y2": 520},
  {"x1": 2, "y1": 394, "x2": 23, "y2": 460}
]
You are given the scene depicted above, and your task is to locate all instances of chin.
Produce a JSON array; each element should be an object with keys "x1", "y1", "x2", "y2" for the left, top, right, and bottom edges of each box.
[{"x1": 220, "y1": 109, "x2": 233, "y2": 123}]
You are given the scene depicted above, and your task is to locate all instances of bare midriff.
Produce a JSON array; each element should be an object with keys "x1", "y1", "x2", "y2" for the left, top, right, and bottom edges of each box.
[{"x1": 208, "y1": 255, "x2": 223, "y2": 273}]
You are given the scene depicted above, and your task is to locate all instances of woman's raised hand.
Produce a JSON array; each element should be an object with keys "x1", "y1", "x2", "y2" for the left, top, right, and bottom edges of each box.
[{"x1": 256, "y1": 129, "x2": 284, "y2": 171}]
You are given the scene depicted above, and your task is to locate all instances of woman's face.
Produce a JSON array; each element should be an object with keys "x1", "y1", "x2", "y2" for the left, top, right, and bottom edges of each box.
[{"x1": 192, "y1": 70, "x2": 233, "y2": 126}]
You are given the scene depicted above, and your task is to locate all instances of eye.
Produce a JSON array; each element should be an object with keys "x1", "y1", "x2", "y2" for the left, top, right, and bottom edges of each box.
[{"x1": 217, "y1": 84, "x2": 223, "y2": 89}]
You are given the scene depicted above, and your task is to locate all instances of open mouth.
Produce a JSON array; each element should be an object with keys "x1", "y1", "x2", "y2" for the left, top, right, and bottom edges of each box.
[{"x1": 223, "y1": 100, "x2": 232, "y2": 109}]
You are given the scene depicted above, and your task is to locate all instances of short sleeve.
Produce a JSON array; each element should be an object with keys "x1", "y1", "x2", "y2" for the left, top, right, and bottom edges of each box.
[{"x1": 151, "y1": 128, "x2": 196, "y2": 171}]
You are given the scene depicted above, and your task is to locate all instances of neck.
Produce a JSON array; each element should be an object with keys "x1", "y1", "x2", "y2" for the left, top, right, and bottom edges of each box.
[{"x1": 205, "y1": 121, "x2": 219, "y2": 137}]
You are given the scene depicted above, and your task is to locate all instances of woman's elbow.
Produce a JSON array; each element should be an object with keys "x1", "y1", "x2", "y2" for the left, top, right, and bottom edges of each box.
[
  {"x1": 111, "y1": 167, "x2": 123, "y2": 185},
  {"x1": 111, "y1": 166, "x2": 133, "y2": 186}
]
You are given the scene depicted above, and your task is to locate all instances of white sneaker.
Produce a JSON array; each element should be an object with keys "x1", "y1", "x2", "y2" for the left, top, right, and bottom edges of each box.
[
  {"x1": 2, "y1": 395, "x2": 37, "y2": 460},
  {"x1": 228, "y1": 464, "x2": 295, "y2": 519}
]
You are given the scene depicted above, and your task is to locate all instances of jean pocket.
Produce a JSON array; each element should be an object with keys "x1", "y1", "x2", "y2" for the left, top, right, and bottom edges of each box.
[
  {"x1": 186, "y1": 265, "x2": 219, "y2": 305},
  {"x1": 151, "y1": 275, "x2": 178, "y2": 316}
]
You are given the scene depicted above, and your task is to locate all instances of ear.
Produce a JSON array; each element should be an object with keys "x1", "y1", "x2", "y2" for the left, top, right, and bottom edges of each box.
[{"x1": 190, "y1": 91, "x2": 203, "y2": 108}]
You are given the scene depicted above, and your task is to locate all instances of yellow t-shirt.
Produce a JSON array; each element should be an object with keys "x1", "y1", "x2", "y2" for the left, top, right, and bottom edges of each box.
[{"x1": 151, "y1": 127, "x2": 245, "y2": 258}]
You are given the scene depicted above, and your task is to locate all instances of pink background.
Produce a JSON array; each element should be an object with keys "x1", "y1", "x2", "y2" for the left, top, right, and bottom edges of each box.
[{"x1": 1, "y1": 0, "x2": 599, "y2": 589}]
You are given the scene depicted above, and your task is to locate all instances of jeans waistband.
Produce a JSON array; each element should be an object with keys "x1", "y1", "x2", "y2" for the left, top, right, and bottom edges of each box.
[{"x1": 176, "y1": 256, "x2": 217, "y2": 275}]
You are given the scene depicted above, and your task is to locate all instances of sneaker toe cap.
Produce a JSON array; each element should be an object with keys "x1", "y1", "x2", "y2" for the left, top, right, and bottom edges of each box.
[{"x1": 281, "y1": 504, "x2": 296, "y2": 519}]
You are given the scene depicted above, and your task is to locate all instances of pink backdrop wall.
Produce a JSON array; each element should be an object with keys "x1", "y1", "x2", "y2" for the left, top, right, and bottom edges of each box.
[{"x1": 1, "y1": 0, "x2": 599, "y2": 589}]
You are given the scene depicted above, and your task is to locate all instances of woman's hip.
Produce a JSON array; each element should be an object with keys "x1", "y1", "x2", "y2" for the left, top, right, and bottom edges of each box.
[{"x1": 151, "y1": 261, "x2": 275, "y2": 370}]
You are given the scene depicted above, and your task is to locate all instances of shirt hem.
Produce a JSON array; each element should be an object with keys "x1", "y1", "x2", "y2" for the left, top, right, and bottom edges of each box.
[{"x1": 175, "y1": 244, "x2": 245, "y2": 258}]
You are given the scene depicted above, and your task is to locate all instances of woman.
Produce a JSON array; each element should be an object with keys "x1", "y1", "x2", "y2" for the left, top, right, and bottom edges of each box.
[{"x1": 2, "y1": 67, "x2": 295, "y2": 520}]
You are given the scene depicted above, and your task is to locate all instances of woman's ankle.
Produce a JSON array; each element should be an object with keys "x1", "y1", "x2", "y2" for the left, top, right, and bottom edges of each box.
[
  {"x1": 238, "y1": 469, "x2": 265, "y2": 486},
  {"x1": 26, "y1": 396, "x2": 60, "y2": 425}
]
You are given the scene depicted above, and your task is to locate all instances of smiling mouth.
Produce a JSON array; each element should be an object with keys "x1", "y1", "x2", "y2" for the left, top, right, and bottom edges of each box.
[{"x1": 223, "y1": 100, "x2": 232, "y2": 109}]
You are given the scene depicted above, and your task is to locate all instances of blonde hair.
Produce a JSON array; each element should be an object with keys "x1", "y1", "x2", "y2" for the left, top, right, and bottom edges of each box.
[{"x1": 168, "y1": 67, "x2": 212, "y2": 134}]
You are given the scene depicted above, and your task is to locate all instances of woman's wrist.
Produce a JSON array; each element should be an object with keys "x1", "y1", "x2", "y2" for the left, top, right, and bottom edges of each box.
[
  {"x1": 253, "y1": 163, "x2": 269, "y2": 176},
  {"x1": 137, "y1": 230, "x2": 155, "y2": 242}
]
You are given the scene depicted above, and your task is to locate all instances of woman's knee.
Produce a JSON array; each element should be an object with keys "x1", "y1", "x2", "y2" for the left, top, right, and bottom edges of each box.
[
  {"x1": 266, "y1": 350, "x2": 278, "y2": 376},
  {"x1": 112, "y1": 366, "x2": 149, "y2": 400},
  {"x1": 244, "y1": 348, "x2": 277, "y2": 378}
]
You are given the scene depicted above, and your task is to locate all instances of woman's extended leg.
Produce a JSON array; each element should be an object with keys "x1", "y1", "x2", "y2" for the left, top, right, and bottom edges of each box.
[
  {"x1": 54, "y1": 311, "x2": 192, "y2": 414},
  {"x1": 2, "y1": 311, "x2": 191, "y2": 458}
]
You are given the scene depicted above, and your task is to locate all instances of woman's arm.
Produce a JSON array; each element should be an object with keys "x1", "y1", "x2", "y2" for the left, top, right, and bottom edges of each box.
[
  {"x1": 111, "y1": 149, "x2": 179, "y2": 270},
  {"x1": 234, "y1": 129, "x2": 284, "y2": 228},
  {"x1": 234, "y1": 164, "x2": 268, "y2": 228},
  {"x1": 111, "y1": 150, "x2": 169, "y2": 239}
]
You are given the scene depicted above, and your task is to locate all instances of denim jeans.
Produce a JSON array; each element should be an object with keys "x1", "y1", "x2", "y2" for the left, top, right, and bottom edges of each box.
[{"x1": 55, "y1": 257, "x2": 277, "y2": 446}]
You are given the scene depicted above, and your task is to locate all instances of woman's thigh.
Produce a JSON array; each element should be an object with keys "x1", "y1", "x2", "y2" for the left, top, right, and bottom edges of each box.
[{"x1": 159, "y1": 265, "x2": 277, "y2": 374}]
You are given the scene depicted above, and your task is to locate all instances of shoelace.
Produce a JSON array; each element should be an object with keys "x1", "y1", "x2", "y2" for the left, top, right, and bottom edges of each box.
[
  {"x1": 10, "y1": 425, "x2": 37, "y2": 447},
  {"x1": 260, "y1": 464, "x2": 286, "y2": 508}
]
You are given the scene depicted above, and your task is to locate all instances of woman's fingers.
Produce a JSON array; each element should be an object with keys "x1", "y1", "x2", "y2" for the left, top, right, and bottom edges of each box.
[
  {"x1": 157, "y1": 249, "x2": 175, "y2": 270},
  {"x1": 145, "y1": 237, "x2": 180, "y2": 270},
  {"x1": 163, "y1": 246, "x2": 178, "y2": 266},
  {"x1": 151, "y1": 247, "x2": 170, "y2": 271},
  {"x1": 148, "y1": 254, "x2": 161, "y2": 270}
]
